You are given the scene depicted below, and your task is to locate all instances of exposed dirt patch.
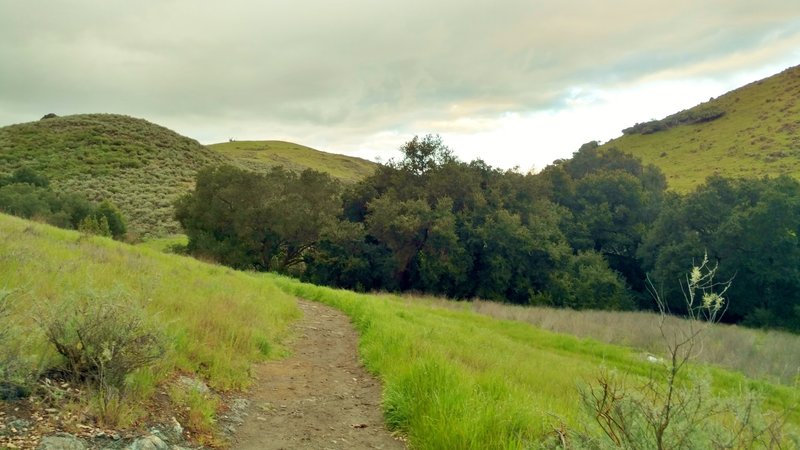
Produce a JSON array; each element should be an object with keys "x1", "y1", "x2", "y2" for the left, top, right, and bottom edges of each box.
[{"x1": 232, "y1": 300, "x2": 405, "y2": 450}]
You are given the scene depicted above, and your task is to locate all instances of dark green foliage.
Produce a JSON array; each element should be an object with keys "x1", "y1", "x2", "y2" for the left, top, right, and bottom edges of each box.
[
  {"x1": 8, "y1": 166, "x2": 50, "y2": 187},
  {"x1": 622, "y1": 103, "x2": 725, "y2": 135},
  {"x1": 0, "y1": 169, "x2": 127, "y2": 239},
  {"x1": 543, "y1": 251, "x2": 633, "y2": 310},
  {"x1": 175, "y1": 165, "x2": 342, "y2": 272},
  {"x1": 177, "y1": 133, "x2": 800, "y2": 328},
  {"x1": 309, "y1": 136, "x2": 632, "y2": 308},
  {"x1": 640, "y1": 175, "x2": 800, "y2": 330},
  {"x1": 95, "y1": 200, "x2": 127, "y2": 239},
  {"x1": 543, "y1": 143, "x2": 666, "y2": 305}
]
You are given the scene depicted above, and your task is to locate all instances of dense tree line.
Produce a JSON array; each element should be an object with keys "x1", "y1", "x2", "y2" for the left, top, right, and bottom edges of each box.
[
  {"x1": 176, "y1": 137, "x2": 800, "y2": 331},
  {"x1": 0, "y1": 167, "x2": 127, "y2": 239}
]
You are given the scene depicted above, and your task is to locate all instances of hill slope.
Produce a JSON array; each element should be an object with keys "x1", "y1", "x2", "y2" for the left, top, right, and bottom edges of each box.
[
  {"x1": 0, "y1": 213, "x2": 298, "y2": 443},
  {"x1": 0, "y1": 114, "x2": 232, "y2": 237},
  {"x1": 209, "y1": 140, "x2": 378, "y2": 183},
  {"x1": 601, "y1": 65, "x2": 800, "y2": 191}
]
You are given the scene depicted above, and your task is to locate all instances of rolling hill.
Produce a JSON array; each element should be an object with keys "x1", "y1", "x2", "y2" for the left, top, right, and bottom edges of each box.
[
  {"x1": 0, "y1": 114, "x2": 231, "y2": 237},
  {"x1": 208, "y1": 140, "x2": 378, "y2": 183},
  {"x1": 600, "y1": 64, "x2": 800, "y2": 191},
  {"x1": 0, "y1": 114, "x2": 378, "y2": 238}
]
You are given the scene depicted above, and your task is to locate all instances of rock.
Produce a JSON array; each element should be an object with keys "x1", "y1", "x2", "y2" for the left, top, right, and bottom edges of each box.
[
  {"x1": 8, "y1": 418, "x2": 31, "y2": 433},
  {"x1": 126, "y1": 435, "x2": 169, "y2": 450},
  {"x1": 37, "y1": 433, "x2": 87, "y2": 450},
  {"x1": 171, "y1": 417, "x2": 183, "y2": 437},
  {"x1": 230, "y1": 398, "x2": 249, "y2": 412},
  {"x1": 176, "y1": 376, "x2": 209, "y2": 395}
]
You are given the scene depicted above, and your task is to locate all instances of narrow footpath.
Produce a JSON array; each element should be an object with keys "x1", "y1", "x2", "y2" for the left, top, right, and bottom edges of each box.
[{"x1": 232, "y1": 300, "x2": 406, "y2": 450}]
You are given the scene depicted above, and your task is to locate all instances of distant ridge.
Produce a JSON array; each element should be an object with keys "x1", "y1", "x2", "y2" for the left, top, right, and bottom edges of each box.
[
  {"x1": 600, "y1": 65, "x2": 800, "y2": 191},
  {"x1": 208, "y1": 140, "x2": 377, "y2": 183}
]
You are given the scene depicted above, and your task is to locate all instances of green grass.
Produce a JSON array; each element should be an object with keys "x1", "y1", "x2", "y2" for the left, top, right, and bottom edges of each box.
[
  {"x1": 208, "y1": 140, "x2": 377, "y2": 183},
  {"x1": 0, "y1": 114, "x2": 232, "y2": 238},
  {"x1": 602, "y1": 65, "x2": 800, "y2": 192},
  {"x1": 0, "y1": 213, "x2": 299, "y2": 424},
  {"x1": 269, "y1": 275, "x2": 800, "y2": 449},
  {"x1": 135, "y1": 234, "x2": 188, "y2": 253},
  {"x1": 425, "y1": 298, "x2": 800, "y2": 386}
]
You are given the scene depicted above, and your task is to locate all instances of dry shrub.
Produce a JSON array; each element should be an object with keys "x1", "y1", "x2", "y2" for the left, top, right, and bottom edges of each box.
[
  {"x1": 40, "y1": 291, "x2": 165, "y2": 421},
  {"x1": 42, "y1": 292, "x2": 164, "y2": 386}
]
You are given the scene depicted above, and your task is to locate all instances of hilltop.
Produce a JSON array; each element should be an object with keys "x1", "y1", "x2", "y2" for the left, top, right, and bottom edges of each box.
[
  {"x1": 600, "y1": 65, "x2": 800, "y2": 191},
  {"x1": 0, "y1": 114, "x2": 231, "y2": 237},
  {"x1": 208, "y1": 140, "x2": 377, "y2": 183}
]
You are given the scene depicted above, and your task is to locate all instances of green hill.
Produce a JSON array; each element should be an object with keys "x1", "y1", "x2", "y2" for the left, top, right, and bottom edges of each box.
[
  {"x1": 0, "y1": 115, "x2": 379, "y2": 238},
  {"x1": 601, "y1": 65, "x2": 800, "y2": 191},
  {"x1": 0, "y1": 212, "x2": 298, "y2": 439},
  {"x1": 209, "y1": 140, "x2": 378, "y2": 183},
  {"x1": 0, "y1": 114, "x2": 232, "y2": 237}
]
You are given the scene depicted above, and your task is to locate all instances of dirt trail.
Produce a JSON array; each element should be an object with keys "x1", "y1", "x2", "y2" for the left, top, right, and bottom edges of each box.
[{"x1": 232, "y1": 300, "x2": 406, "y2": 450}]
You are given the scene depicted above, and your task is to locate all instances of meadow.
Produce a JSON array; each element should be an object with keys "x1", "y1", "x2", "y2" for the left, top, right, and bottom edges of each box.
[
  {"x1": 2, "y1": 212, "x2": 799, "y2": 448},
  {"x1": 269, "y1": 275, "x2": 800, "y2": 449},
  {"x1": 427, "y1": 298, "x2": 800, "y2": 386}
]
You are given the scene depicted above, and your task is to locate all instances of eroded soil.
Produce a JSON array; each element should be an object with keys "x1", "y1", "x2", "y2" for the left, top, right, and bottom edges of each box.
[{"x1": 232, "y1": 300, "x2": 405, "y2": 450}]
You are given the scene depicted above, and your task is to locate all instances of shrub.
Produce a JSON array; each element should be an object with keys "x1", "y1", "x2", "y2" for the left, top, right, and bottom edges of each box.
[
  {"x1": 95, "y1": 199, "x2": 127, "y2": 239},
  {"x1": 40, "y1": 293, "x2": 165, "y2": 419},
  {"x1": 78, "y1": 215, "x2": 111, "y2": 237}
]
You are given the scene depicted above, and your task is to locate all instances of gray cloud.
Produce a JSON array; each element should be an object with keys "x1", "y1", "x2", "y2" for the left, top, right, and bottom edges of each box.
[{"x1": 1, "y1": 0, "x2": 799, "y2": 163}]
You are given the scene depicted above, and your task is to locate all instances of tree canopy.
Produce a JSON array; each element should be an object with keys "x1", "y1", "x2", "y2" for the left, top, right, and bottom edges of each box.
[{"x1": 176, "y1": 137, "x2": 800, "y2": 332}]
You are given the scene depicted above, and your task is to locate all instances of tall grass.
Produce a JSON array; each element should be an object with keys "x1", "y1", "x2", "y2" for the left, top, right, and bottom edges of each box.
[
  {"x1": 268, "y1": 275, "x2": 800, "y2": 449},
  {"x1": 0, "y1": 213, "x2": 299, "y2": 422},
  {"x1": 442, "y1": 300, "x2": 800, "y2": 386}
]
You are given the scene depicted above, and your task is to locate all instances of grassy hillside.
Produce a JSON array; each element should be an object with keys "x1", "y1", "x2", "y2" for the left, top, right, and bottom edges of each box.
[
  {"x1": 0, "y1": 213, "x2": 298, "y2": 439},
  {"x1": 2, "y1": 212, "x2": 798, "y2": 447},
  {"x1": 272, "y1": 275, "x2": 800, "y2": 449},
  {"x1": 0, "y1": 114, "x2": 232, "y2": 237},
  {"x1": 601, "y1": 65, "x2": 800, "y2": 192},
  {"x1": 209, "y1": 140, "x2": 378, "y2": 183}
]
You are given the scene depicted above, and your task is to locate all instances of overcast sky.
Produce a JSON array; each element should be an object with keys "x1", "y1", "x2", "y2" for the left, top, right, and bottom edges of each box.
[{"x1": 1, "y1": 1, "x2": 799, "y2": 170}]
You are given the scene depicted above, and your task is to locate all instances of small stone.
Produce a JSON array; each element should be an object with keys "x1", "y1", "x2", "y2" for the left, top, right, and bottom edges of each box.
[
  {"x1": 126, "y1": 434, "x2": 169, "y2": 450},
  {"x1": 176, "y1": 376, "x2": 209, "y2": 394},
  {"x1": 171, "y1": 416, "x2": 184, "y2": 437},
  {"x1": 37, "y1": 433, "x2": 87, "y2": 450}
]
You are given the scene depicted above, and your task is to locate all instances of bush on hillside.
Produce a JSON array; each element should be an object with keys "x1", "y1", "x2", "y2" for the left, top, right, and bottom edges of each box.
[
  {"x1": 78, "y1": 215, "x2": 112, "y2": 237},
  {"x1": 42, "y1": 293, "x2": 165, "y2": 388},
  {"x1": 95, "y1": 200, "x2": 127, "y2": 239},
  {"x1": 623, "y1": 104, "x2": 724, "y2": 135}
]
